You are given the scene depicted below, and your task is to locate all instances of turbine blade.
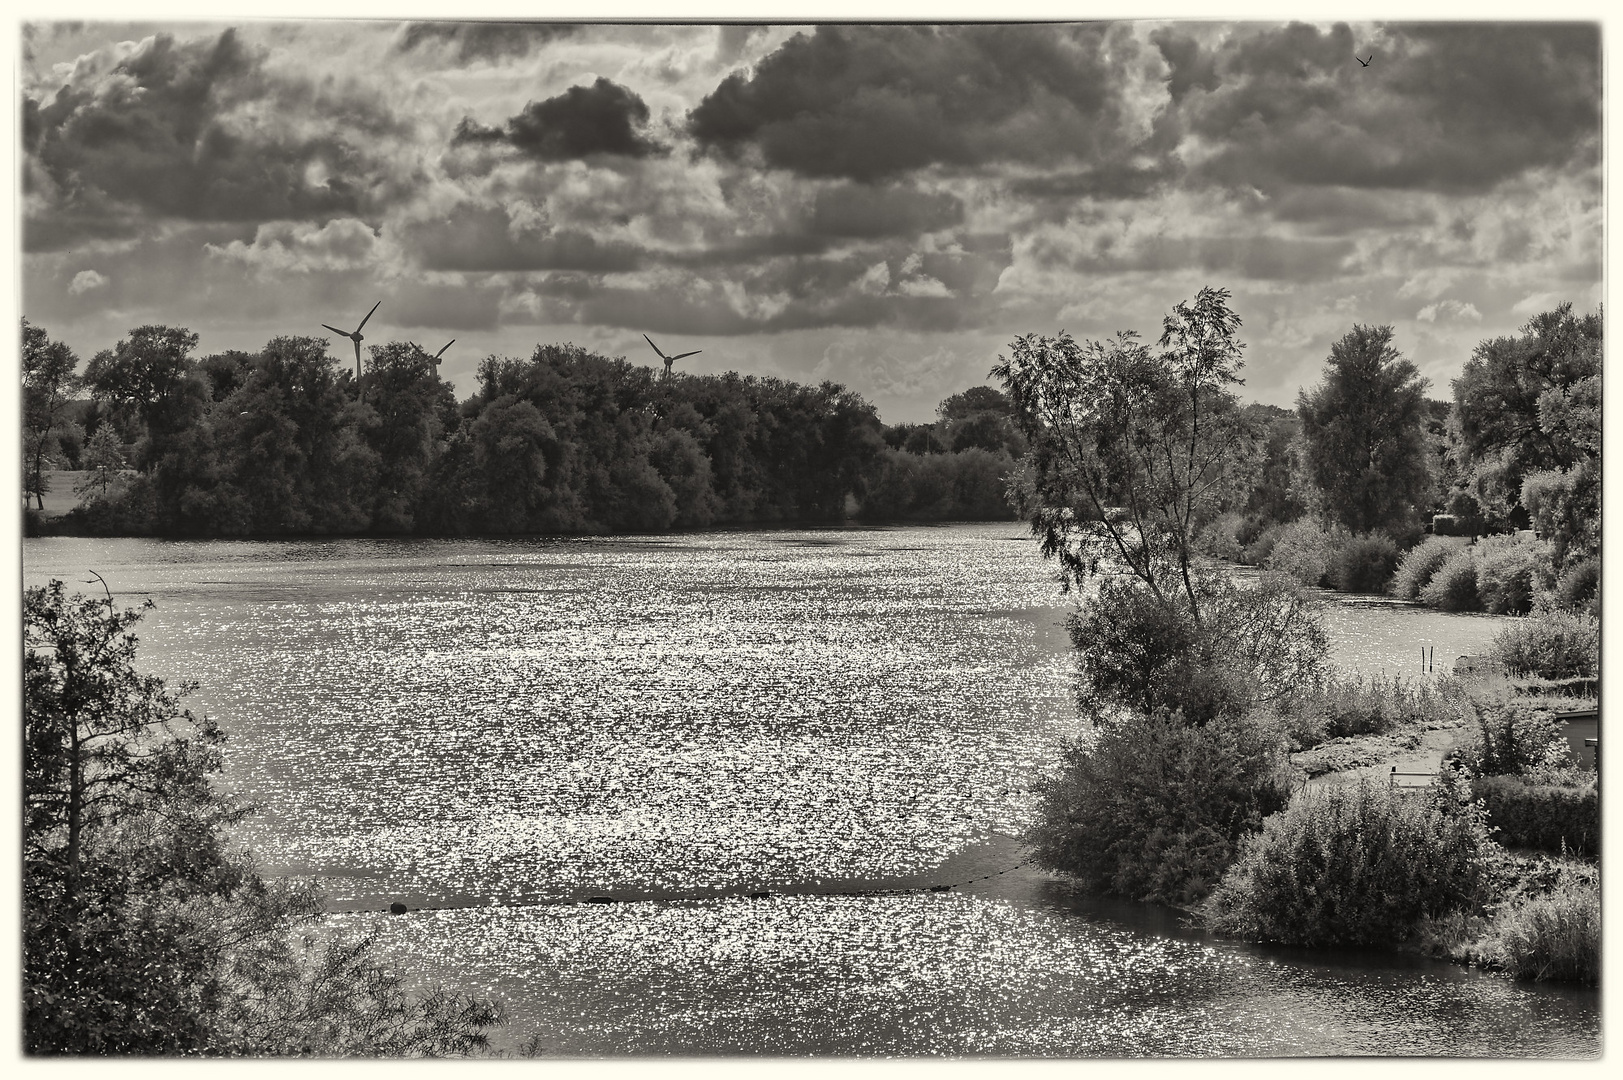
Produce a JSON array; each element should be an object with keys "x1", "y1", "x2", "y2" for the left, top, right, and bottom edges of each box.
[
  {"x1": 355, "y1": 300, "x2": 381, "y2": 334},
  {"x1": 669, "y1": 350, "x2": 703, "y2": 361},
  {"x1": 642, "y1": 333, "x2": 667, "y2": 359},
  {"x1": 436, "y1": 339, "x2": 455, "y2": 359},
  {"x1": 322, "y1": 324, "x2": 350, "y2": 336}
]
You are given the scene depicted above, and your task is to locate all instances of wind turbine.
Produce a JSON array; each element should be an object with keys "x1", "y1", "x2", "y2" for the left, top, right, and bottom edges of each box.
[
  {"x1": 643, "y1": 334, "x2": 701, "y2": 380},
  {"x1": 322, "y1": 300, "x2": 382, "y2": 381},
  {"x1": 430, "y1": 340, "x2": 454, "y2": 372}
]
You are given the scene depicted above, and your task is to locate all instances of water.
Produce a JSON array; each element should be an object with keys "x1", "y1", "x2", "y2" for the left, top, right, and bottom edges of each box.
[{"x1": 22, "y1": 525, "x2": 1595, "y2": 1057}]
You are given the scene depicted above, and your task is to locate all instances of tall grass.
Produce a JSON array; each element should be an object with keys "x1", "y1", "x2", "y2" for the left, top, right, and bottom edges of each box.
[
  {"x1": 1280, "y1": 672, "x2": 1464, "y2": 749},
  {"x1": 1493, "y1": 882, "x2": 1600, "y2": 985}
]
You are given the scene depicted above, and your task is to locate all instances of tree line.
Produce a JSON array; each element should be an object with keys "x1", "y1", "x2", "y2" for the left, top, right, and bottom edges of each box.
[{"x1": 22, "y1": 321, "x2": 1028, "y2": 536}]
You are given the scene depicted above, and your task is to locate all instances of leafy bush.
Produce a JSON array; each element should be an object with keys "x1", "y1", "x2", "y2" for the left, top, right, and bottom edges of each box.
[
  {"x1": 1471, "y1": 775, "x2": 1598, "y2": 855},
  {"x1": 1418, "y1": 547, "x2": 1479, "y2": 611},
  {"x1": 1553, "y1": 558, "x2": 1599, "y2": 614},
  {"x1": 1025, "y1": 710, "x2": 1292, "y2": 906},
  {"x1": 1329, "y1": 531, "x2": 1400, "y2": 593},
  {"x1": 1196, "y1": 511, "x2": 1247, "y2": 562},
  {"x1": 1265, "y1": 518, "x2": 1335, "y2": 587},
  {"x1": 1241, "y1": 522, "x2": 1284, "y2": 566},
  {"x1": 1446, "y1": 698, "x2": 1570, "y2": 779},
  {"x1": 1474, "y1": 535, "x2": 1552, "y2": 615},
  {"x1": 1389, "y1": 535, "x2": 1459, "y2": 600},
  {"x1": 1486, "y1": 606, "x2": 1599, "y2": 680},
  {"x1": 1068, "y1": 569, "x2": 1327, "y2": 726},
  {"x1": 1201, "y1": 780, "x2": 1492, "y2": 946},
  {"x1": 1493, "y1": 880, "x2": 1600, "y2": 985}
]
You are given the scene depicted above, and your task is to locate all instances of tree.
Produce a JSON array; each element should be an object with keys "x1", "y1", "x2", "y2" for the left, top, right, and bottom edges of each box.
[
  {"x1": 23, "y1": 318, "x2": 82, "y2": 511},
  {"x1": 1296, "y1": 324, "x2": 1432, "y2": 537},
  {"x1": 993, "y1": 286, "x2": 1259, "y2": 622},
  {"x1": 84, "y1": 325, "x2": 207, "y2": 472},
  {"x1": 23, "y1": 581, "x2": 504, "y2": 1055},
  {"x1": 1452, "y1": 303, "x2": 1601, "y2": 526},
  {"x1": 73, "y1": 426, "x2": 127, "y2": 501}
]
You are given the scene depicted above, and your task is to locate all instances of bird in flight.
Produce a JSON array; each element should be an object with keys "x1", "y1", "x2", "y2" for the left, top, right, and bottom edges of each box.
[
  {"x1": 322, "y1": 300, "x2": 382, "y2": 379},
  {"x1": 1357, "y1": 53, "x2": 1372, "y2": 66},
  {"x1": 643, "y1": 334, "x2": 702, "y2": 379}
]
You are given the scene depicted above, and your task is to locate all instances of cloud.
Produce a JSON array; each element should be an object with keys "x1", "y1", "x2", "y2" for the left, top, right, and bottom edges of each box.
[
  {"x1": 1416, "y1": 299, "x2": 1483, "y2": 323},
  {"x1": 687, "y1": 24, "x2": 1156, "y2": 182},
  {"x1": 401, "y1": 204, "x2": 644, "y2": 272},
  {"x1": 23, "y1": 29, "x2": 411, "y2": 248},
  {"x1": 396, "y1": 21, "x2": 578, "y2": 63},
  {"x1": 206, "y1": 218, "x2": 382, "y2": 275},
  {"x1": 452, "y1": 78, "x2": 664, "y2": 161},
  {"x1": 68, "y1": 269, "x2": 107, "y2": 294},
  {"x1": 1176, "y1": 22, "x2": 1600, "y2": 195}
]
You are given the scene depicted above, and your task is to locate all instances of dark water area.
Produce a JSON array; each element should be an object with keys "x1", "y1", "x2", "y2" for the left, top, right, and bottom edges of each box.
[{"x1": 23, "y1": 525, "x2": 1594, "y2": 1056}]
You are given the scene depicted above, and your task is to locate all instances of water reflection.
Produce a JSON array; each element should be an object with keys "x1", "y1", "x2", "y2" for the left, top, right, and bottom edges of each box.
[{"x1": 21, "y1": 526, "x2": 1593, "y2": 1056}]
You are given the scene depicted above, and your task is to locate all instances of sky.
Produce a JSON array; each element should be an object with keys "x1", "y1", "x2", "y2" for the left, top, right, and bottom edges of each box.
[{"x1": 16, "y1": 17, "x2": 1604, "y2": 424}]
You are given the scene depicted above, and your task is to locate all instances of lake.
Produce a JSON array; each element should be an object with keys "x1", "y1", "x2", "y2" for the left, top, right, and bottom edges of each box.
[{"x1": 22, "y1": 524, "x2": 1597, "y2": 1056}]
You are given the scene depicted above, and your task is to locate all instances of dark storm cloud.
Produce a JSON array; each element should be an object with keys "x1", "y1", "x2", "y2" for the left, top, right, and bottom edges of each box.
[
  {"x1": 396, "y1": 21, "x2": 578, "y2": 63},
  {"x1": 387, "y1": 279, "x2": 504, "y2": 331},
  {"x1": 687, "y1": 24, "x2": 1151, "y2": 182},
  {"x1": 808, "y1": 184, "x2": 964, "y2": 239},
  {"x1": 23, "y1": 30, "x2": 406, "y2": 250},
  {"x1": 452, "y1": 78, "x2": 665, "y2": 161},
  {"x1": 1179, "y1": 22, "x2": 1600, "y2": 194}
]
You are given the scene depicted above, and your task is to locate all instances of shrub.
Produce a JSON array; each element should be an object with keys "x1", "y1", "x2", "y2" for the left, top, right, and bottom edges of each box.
[
  {"x1": 1241, "y1": 522, "x2": 1284, "y2": 566},
  {"x1": 1474, "y1": 535, "x2": 1552, "y2": 616},
  {"x1": 1069, "y1": 569, "x2": 1328, "y2": 726},
  {"x1": 1329, "y1": 531, "x2": 1400, "y2": 593},
  {"x1": 1389, "y1": 535, "x2": 1457, "y2": 599},
  {"x1": 1025, "y1": 710, "x2": 1292, "y2": 906},
  {"x1": 1201, "y1": 780, "x2": 1492, "y2": 947},
  {"x1": 1486, "y1": 606, "x2": 1599, "y2": 680},
  {"x1": 1471, "y1": 775, "x2": 1598, "y2": 855},
  {"x1": 1418, "y1": 547, "x2": 1479, "y2": 611},
  {"x1": 1265, "y1": 518, "x2": 1335, "y2": 587},
  {"x1": 1552, "y1": 559, "x2": 1599, "y2": 614},
  {"x1": 1447, "y1": 698, "x2": 1570, "y2": 777},
  {"x1": 1493, "y1": 881, "x2": 1600, "y2": 985},
  {"x1": 1196, "y1": 511, "x2": 1247, "y2": 563}
]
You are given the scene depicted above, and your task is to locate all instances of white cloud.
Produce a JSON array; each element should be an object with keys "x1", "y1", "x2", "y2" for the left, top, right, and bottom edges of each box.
[
  {"x1": 1416, "y1": 299, "x2": 1482, "y2": 323},
  {"x1": 68, "y1": 269, "x2": 107, "y2": 295},
  {"x1": 206, "y1": 218, "x2": 382, "y2": 275}
]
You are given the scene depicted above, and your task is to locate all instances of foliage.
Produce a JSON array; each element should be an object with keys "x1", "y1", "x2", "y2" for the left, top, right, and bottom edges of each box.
[
  {"x1": 1280, "y1": 672, "x2": 1463, "y2": 748},
  {"x1": 993, "y1": 287, "x2": 1260, "y2": 617},
  {"x1": 1448, "y1": 698, "x2": 1570, "y2": 777},
  {"x1": 1470, "y1": 775, "x2": 1598, "y2": 856},
  {"x1": 1451, "y1": 304, "x2": 1600, "y2": 528},
  {"x1": 1297, "y1": 325, "x2": 1433, "y2": 536},
  {"x1": 1473, "y1": 535, "x2": 1551, "y2": 615},
  {"x1": 1521, "y1": 458, "x2": 1600, "y2": 571},
  {"x1": 858, "y1": 446, "x2": 1017, "y2": 521},
  {"x1": 1552, "y1": 558, "x2": 1598, "y2": 613},
  {"x1": 1069, "y1": 568, "x2": 1327, "y2": 727},
  {"x1": 23, "y1": 318, "x2": 83, "y2": 512},
  {"x1": 1264, "y1": 517, "x2": 1335, "y2": 587},
  {"x1": 23, "y1": 581, "x2": 504, "y2": 1055},
  {"x1": 1201, "y1": 780, "x2": 1493, "y2": 947},
  {"x1": 1329, "y1": 531, "x2": 1400, "y2": 594},
  {"x1": 74, "y1": 427, "x2": 129, "y2": 501},
  {"x1": 1485, "y1": 606, "x2": 1599, "y2": 679},
  {"x1": 1025, "y1": 709, "x2": 1291, "y2": 906},
  {"x1": 1389, "y1": 535, "x2": 1459, "y2": 600},
  {"x1": 1491, "y1": 880, "x2": 1600, "y2": 985},
  {"x1": 1418, "y1": 547, "x2": 1479, "y2": 611}
]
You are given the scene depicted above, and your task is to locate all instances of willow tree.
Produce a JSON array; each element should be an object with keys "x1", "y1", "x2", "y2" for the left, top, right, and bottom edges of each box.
[{"x1": 993, "y1": 287, "x2": 1260, "y2": 624}]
